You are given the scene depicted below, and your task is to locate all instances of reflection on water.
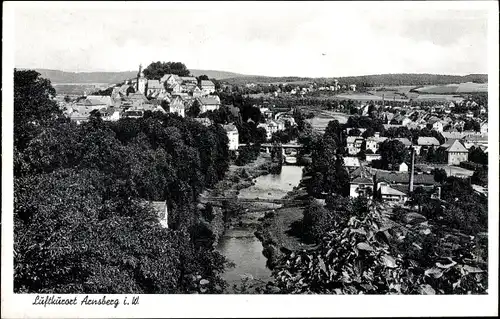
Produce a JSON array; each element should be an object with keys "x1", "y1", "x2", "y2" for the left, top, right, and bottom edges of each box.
[{"x1": 217, "y1": 166, "x2": 303, "y2": 290}]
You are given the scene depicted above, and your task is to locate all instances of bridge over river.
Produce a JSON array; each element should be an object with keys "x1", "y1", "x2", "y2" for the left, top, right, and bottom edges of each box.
[{"x1": 200, "y1": 196, "x2": 308, "y2": 206}]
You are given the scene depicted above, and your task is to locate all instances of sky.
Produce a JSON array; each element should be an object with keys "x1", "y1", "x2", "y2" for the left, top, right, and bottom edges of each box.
[{"x1": 12, "y1": 1, "x2": 491, "y2": 77}]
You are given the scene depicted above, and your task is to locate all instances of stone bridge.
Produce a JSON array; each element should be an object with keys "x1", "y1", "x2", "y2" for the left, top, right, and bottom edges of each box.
[{"x1": 199, "y1": 196, "x2": 309, "y2": 206}]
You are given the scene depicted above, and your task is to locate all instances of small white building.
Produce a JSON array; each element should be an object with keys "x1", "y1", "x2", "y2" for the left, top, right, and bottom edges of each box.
[
  {"x1": 365, "y1": 133, "x2": 387, "y2": 153},
  {"x1": 200, "y1": 80, "x2": 216, "y2": 95},
  {"x1": 347, "y1": 136, "x2": 364, "y2": 155},
  {"x1": 480, "y1": 121, "x2": 488, "y2": 135},
  {"x1": 149, "y1": 201, "x2": 169, "y2": 229},
  {"x1": 197, "y1": 96, "x2": 221, "y2": 113},
  {"x1": 398, "y1": 162, "x2": 409, "y2": 172},
  {"x1": 344, "y1": 156, "x2": 361, "y2": 171},
  {"x1": 365, "y1": 153, "x2": 382, "y2": 163},
  {"x1": 446, "y1": 140, "x2": 469, "y2": 165},
  {"x1": 223, "y1": 124, "x2": 239, "y2": 151},
  {"x1": 169, "y1": 96, "x2": 186, "y2": 117}
]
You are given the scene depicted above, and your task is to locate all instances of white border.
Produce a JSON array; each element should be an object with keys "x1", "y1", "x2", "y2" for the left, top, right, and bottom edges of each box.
[{"x1": 2, "y1": 1, "x2": 499, "y2": 318}]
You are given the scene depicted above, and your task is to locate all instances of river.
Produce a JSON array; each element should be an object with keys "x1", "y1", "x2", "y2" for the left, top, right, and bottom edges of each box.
[{"x1": 217, "y1": 165, "x2": 304, "y2": 291}]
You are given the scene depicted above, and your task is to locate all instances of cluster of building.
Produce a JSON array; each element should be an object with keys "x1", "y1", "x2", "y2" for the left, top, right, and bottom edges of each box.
[
  {"x1": 60, "y1": 65, "x2": 221, "y2": 124},
  {"x1": 317, "y1": 79, "x2": 356, "y2": 92},
  {"x1": 344, "y1": 98, "x2": 488, "y2": 203},
  {"x1": 256, "y1": 106, "x2": 296, "y2": 140}
]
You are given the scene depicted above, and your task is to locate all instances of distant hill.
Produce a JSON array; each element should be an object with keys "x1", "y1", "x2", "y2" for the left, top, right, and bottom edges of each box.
[
  {"x1": 16, "y1": 68, "x2": 488, "y2": 87},
  {"x1": 16, "y1": 68, "x2": 252, "y2": 84},
  {"x1": 189, "y1": 69, "x2": 252, "y2": 80},
  {"x1": 223, "y1": 73, "x2": 488, "y2": 86},
  {"x1": 17, "y1": 69, "x2": 138, "y2": 84}
]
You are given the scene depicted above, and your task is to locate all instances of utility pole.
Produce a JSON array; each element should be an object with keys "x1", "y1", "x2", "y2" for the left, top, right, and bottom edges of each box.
[{"x1": 408, "y1": 146, "x2": 415, "y2": 194}]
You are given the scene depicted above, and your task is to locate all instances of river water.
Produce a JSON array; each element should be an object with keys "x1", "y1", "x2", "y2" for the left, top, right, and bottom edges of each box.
[{"x1": 217, "y1": 165, "x2": 304, "y2": 291}]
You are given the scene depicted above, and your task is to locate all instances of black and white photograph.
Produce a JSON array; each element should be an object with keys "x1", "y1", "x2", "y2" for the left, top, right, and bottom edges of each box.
[{"x1": 2, "y1": 1, "x2": 498, "y2": 317}]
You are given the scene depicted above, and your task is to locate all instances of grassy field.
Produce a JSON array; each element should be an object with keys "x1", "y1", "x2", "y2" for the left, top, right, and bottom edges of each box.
[
  {"x1": 414, "y1": 94, "x2": 464, "y2": 102},
  {"x1": 305, "y1": 110, "x2": 349, "y2": 132},
  {"x1": 414, "y1": 82, "x2": 487, "y2": 94},
  {"x1": 457, "y1": 82, "x2": 488, "y2": 93}
]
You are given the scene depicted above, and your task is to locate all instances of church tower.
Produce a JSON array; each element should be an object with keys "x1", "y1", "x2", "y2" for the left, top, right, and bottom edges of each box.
[{"x1": 137, "y1": 64, "x2": 147, "y2": 95}]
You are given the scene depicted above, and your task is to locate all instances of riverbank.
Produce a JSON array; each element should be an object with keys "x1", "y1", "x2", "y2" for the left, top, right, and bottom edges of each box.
[
  {"x1": 199, "y1": 154, "x2": 274, "y2": 244},
  {"x1": 255, "y1": 184, "x2": 316, "y2": 269}
]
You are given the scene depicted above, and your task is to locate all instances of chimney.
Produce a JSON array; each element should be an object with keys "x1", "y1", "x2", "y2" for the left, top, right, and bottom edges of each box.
[{"x1": 408, "y1": 147, "x2": 415, "y2": 193}]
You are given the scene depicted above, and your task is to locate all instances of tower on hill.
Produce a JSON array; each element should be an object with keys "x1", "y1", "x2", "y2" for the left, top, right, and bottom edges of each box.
[{"x1": 137, "y1": 64, "x2": 147, "y2": 95}]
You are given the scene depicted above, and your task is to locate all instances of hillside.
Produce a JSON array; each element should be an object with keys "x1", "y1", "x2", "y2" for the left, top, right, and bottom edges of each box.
[
  {"x1": 189, "y1": 69, "x2": 251, "y2": 79},
  {"x1": 17, "y1": 68, "x2": 251, "y2": 84},
  {"x1": 223, "y1": 73, "x2": 488, "y2": 86},
  {"x1": 17, "y1": 68, "x2": 488, "y2": 88},
  {"x1": 19, "y1": 69, "x2": 137, "y2": 84}
]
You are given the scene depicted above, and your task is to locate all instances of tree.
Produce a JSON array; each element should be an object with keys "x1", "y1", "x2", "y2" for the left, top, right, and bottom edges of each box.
[
  {"x1": 197, "y1": 75, "x2": 209, "y2": 84},
  {"x1": 469, "y1": 146, "x2": 488, "y2": 165},
  {"x1": 302, "y1": 201, "x2": 332, "y2": 243},
  {"x1": 471, "y1": 168, "x2": 487, "y2": 186},
  {"x1": 126, "y1": 86, "x2": 135, "y2": 96},
  {"x1": 270, "y1": 199, "x2": 487, "y2": 294},
  {"x1": 14, "y1": 69, "x2": 62, "y2": 151},
  {"x1": 324, "y1": 120, "x2": 343, "y2": 145},
  {"x1": 362, "y1": 127, "x2": 375, "y2": 139},
  {"x1": 143, "y1": 61, "x2": 190, "y2": 80},
  {"x1": 379, "y1": 139, "x2": 407, "y2": 170},
  {"x1": 433, "y1": 168, "x2": 447, "y2": 183},
  {"x1": 187, "y1": 100, "x2": 201, "y2": 117},
  {"x1": 463, "y1": 120, "x2": 480, "y2": 132},
  {"x1": 13, "y1": 76, "x2": 232, "y2": 294},
  {"x1": 348, "y1": 128, "x2": 362, "y2": 136}
]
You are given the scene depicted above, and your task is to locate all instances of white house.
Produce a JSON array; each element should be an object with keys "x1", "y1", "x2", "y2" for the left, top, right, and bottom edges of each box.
[
  {"x1": 398, "y1": 162, "x2": 409, "y2": 172},
  {"x1": 99, "y1": 108, "x2": 121, "y2": 121},
  {"x1": 169, "y1": 96, "x2": 186, "y2": 117},
  {"x1": 344, "y1": 156, "x2": 361, "y2": 171},
  {"x1": 415, "y1": 136, "x2": 441, "y2": 155},
  {"x1": 432, "y1": 120, "x2": 444, "y2": 132},
  {"x1": 223, "y1": 124, "x2": 239, "y2": 151},
  {"x1": 365, "y1": 153, "x2": 382, "y2": 163},
  {"x1": 365, "y1": 133, "x2": 387, "y2": 153},
  {"x1": 197, "y1": 96, "x2": 221, "y2": 113},
  {"x1": 200, "y1": 80, "x2": 216, "y2": 95},
  {"x1": 347, "y1": 136, "x2": 364, "y2": 155},
  {"x1": 480, "y1": 121, "x2": 488, "y2": 135},
  {"x1": 446, "y1": 140, "x2": 469, "y2": 165},
  {"x1": 378, "y1": 183, "x2": 408, "y2": 202}
]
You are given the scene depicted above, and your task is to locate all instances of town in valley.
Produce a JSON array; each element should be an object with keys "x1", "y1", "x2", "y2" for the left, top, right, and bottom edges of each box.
[{"x1": 9, "y1": 2, "x2": 493, "y2": 302}]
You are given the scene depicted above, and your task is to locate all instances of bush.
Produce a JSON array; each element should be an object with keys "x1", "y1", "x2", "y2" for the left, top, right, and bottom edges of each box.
[{"x1": 302, "y1": 201, "x2": 333, "y2": 243}]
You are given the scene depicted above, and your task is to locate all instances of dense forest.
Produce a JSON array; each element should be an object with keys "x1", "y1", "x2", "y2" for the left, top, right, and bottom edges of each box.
[{"x1": 14, "y1": 69, "x2": 230, "y2": 293}]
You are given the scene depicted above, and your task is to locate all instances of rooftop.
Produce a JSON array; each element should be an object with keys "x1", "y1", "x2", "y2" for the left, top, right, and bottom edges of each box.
[
  {"x1": 417, "y1": 136, "x2": 441, "y2": 146},
  {"x1": 201, "y1": 80, "x2": 215, "y2": 86},
  {"x1": 446, "y1": 140, "x2": 468, "y2": 153}
]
